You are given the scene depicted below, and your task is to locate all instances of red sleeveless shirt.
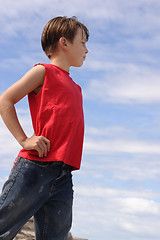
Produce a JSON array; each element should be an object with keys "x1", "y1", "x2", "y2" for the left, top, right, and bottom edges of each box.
[{"x1": 18, "y1": 63, "x2": 84, "y2": 170}]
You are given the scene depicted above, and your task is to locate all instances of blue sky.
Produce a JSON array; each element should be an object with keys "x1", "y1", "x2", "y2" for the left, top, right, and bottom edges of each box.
[{"x1": 1, "y1": 0, "x2": 160, "y2": 239}]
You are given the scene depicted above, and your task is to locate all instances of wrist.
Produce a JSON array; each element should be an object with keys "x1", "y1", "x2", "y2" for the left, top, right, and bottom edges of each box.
[{"x1": 18, "y1": 135, "x2": 28, "y2": 148}]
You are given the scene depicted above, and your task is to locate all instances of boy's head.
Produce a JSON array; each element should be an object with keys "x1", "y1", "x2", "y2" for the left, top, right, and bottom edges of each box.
[{"x1": 41, "y1": 16, "x2": 89, "y2": 59}]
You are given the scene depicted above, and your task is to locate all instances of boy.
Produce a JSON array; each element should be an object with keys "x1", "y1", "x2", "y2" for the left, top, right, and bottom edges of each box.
[{"x1": 0, "y1": 16, "x2": 89, "y2": 240}]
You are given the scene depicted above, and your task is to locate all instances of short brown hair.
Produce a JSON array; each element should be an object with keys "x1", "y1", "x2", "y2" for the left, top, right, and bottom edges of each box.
[{"x1": 41, "y1": 16, "x2": 89, "y2": 59}]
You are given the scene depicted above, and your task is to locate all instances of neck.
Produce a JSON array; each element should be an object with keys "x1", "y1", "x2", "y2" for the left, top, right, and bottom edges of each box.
[{"x1": 50, "y1": 55, "x2": 70, "y2": 73}]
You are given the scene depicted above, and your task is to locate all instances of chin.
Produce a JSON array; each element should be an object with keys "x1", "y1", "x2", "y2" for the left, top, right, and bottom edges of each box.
[{"x1": 73, "y1": 62, "x2": 83, "y2": 68}]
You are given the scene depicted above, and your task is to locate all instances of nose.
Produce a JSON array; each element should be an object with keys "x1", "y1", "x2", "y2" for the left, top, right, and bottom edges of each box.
[{"x1": 85, "y1": 46, "x2": 88, "y2": 54}]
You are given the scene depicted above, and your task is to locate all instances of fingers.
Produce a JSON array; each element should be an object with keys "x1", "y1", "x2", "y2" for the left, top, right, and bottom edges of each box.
[
  {"x1": 35, "y1": 140, "x2": 47, "y2": 158},
  {"x1": 43, "y1": 137, "x2": 50, "y2": 152},
  {"x1": 35, "y1": 136, "x2": 50, "y2": 158},
  {"x1": 22, "y1": 135, "x2": 51, "y2": 158}
]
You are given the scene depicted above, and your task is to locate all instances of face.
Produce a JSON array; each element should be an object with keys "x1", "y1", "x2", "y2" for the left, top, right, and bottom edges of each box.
[{"x1": 66, "y1": 28, "x2": 88, "y2": 67}]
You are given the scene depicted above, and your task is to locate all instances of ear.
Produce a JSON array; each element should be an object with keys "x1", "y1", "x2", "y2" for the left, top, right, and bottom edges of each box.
[{"x1": 59, "y1": 37, "x2": 68, "y2": 50}]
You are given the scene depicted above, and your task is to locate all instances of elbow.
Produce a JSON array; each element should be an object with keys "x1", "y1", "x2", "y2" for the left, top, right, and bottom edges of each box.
[
  {"x1": 0, "y1": 95, "x2": 5, "y2": 115},
  {"x1": 0, "y1": 95, "x2": 3, "y2": 115}
]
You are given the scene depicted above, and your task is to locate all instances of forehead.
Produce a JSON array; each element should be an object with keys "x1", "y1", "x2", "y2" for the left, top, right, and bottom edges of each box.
[{"x1": 74, "y1": 28, "x2": 87, "y2": 41}]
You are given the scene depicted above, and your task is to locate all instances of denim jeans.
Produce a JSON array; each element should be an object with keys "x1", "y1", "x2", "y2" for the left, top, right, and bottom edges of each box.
[{"x1": 0, "y1": 157, "x2": 73, "y2": 240}]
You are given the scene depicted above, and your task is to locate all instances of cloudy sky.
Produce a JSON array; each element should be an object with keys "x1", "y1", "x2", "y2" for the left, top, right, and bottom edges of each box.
[{"x1": 1, "y1": 0, "x2": 160, "y2": 239}]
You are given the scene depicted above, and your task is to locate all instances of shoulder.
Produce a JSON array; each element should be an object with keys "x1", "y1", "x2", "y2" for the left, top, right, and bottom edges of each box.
[
  {"x1": 28, "y1": 64, "x2": 46, "y2": 83},
  {"x1": 33, "y1": 64, "x2": 45, "y2": 74},
  {"x1": 24, "y1": 64, "x2": 45, "y2": 85}
]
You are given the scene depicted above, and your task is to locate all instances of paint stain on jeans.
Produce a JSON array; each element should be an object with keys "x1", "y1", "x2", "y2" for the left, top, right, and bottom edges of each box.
[
  {"x1": 39, "y1": 186, "x2": 44, "y2": 193},
  {"x1": 7, "y1": 201, "x2": 15, "y2": 210}
]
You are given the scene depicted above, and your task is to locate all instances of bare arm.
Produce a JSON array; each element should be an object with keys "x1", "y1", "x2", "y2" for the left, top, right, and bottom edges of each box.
[{"x1": 0, "y1": 65, "x2": 50, "y2": 158}]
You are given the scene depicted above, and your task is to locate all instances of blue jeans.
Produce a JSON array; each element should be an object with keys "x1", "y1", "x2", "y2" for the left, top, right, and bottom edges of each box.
[{"x1": 0, "y1": 157, "x2": 73, "y2": 240}]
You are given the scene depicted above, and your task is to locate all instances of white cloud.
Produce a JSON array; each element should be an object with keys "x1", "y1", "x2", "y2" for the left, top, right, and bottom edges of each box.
[
  {"x1": 0, "y1": 0, "x2": 90, "y2": 38},
  {"x1": 1, "y1": 0, "x2": 160, "y2": 38},
  {"x1": 82, "y1": 125, "x2": 160, "y2": 182},
  {"x1": 72, "y1": 184, "x2": 160, "y2": 240},
  {"x1": 75, "y1": 185, "x2": 160, "y2": 200},
  {"x1": 0, "y1": 54, "x2": 46, "y2": 72},
  {"x1": 73, "y1": 125, "x2": 160, "y2": 239},
  {"x1": 85, "y1": 125, "x2": 131, "y2": 137},
  {"x1": 84, "y1": 61, "x2": 160, "y2": 104},
  {"x1": 82, "y1": 154, "x2": 160, "y2": 182},
  {"x1": 84, "y1": 138, "x2": 160, "y2": 154},
  {"x1": 119, "y1": 197, "x2": 160, "y2": 215}
]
